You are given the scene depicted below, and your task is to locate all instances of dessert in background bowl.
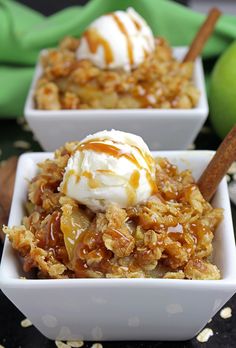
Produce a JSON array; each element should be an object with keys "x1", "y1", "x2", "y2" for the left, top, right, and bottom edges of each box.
[
  {"x1": 1, "y1": 130, "x2": 236, "y2": 341},
  {"x1": 35, "y1": 8, "x2": 199, "y2": 110},
  {"x1": 24, "y1": 7, "x2": 208, "y2": 151}
]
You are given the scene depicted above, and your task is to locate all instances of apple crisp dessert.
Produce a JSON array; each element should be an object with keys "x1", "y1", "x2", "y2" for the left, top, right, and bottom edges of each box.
[
  {"x1": 35, "y1": 36, "x2": 199, "y2": 110},
  {"x1": 34, "y1": 7, "x2": 200, "y2": 111},
  {"x1": 4, "y1": 142, "x2": 222, "y2": 280}
]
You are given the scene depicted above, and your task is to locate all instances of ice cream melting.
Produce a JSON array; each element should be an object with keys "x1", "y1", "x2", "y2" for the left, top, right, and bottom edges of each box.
[
  {"x1": 76, "y1": 7, "x2": 155, "y2": 71},
  {"x1": 60, "y1": 130, "x2": 156, "y2": 212}
]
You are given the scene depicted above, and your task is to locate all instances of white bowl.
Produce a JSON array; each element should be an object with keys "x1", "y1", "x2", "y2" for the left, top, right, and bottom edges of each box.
[
  {"x1": 1, "y1": 150, "x2": 236, "y2": 341},
  {"x1": 24, "y1": 47, "x2": 208, "y2": 151}
]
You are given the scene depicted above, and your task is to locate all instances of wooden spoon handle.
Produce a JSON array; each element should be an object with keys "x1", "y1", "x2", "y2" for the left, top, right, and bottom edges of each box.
[{"x1": 198, "y1": 126, "x2": 236, "y2": 201}]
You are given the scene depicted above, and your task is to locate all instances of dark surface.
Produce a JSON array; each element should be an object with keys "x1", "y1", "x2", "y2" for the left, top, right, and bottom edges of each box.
[
  {"x1": 18, "y1": 0, "x2": 89, "y2": 16},
  {"x1": 0, "y1": 119, "x2": 236, "y2": 348},
  {"x1": 16, "y1": 0, "x2": 188, "y2": 16}
]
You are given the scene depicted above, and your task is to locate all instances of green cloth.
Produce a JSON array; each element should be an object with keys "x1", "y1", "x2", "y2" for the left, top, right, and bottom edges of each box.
[{"x1": 0, "y1": 0, "x2": 236, "y2": 117}]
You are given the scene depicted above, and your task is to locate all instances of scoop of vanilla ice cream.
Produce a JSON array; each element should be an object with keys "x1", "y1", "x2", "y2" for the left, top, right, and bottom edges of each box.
[
  {"x1": 76, "y1": 7, "x2": 155, "y2": 71},
  {"x1": 60, "y1": 130, "x2": 156, "y2": 212}
]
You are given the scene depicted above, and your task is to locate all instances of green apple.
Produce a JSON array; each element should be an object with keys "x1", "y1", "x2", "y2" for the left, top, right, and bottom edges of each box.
[{"x1": 209, "y1": 41, "x2": 236, "y2": 139}]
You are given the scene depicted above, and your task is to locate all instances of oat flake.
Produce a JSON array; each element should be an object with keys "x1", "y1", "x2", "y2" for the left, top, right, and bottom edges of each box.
[
  {"x1": 196, "y1": 328, "x2": 213, "y2": 343},
  {"x1": 66, "y1": 341, "x2": 84, "y2": 347},
  {"x1": 55, "y1": 341, "x2": 70, "y2": 348},
  {"x1": 220, "y1": 307, "x2": 232, "y2": 319},
  {"x1": 91, "y1": 344, "x2": 103, "y2": 348},
  {"x1": 20, "y1": 318, "x2": 32, "y2": 328},
  {"x1": 13, "y1": 140, "x2": 31, "y2": 149}
]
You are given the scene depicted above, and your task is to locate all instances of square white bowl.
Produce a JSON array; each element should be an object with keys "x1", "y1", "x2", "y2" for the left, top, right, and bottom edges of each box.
[
  {"x1": 24, "y1": 47, "x2": 208, "y2": 151},
  {"x1": 1, "y1": 151, "x2": 236, "y2": 341}
]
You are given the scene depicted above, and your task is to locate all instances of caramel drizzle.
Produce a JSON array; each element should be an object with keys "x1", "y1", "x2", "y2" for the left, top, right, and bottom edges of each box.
[
  {"x1": 76, "y1": 138, "x2": 157, "y2": 195},
  {"x1": 143, "y1": 48, "x2": 148, "y2": 58},
  {"x1": 126, "y1": 170, "x2": 140, "y2": 206},
  {"x1": 146, "y1": 171, "x2": 158, "y2": 194},
  {"x1": 129, "y1": 170, "x2": 140, "y2": 189},
  {"x1": 84, "y1": 28, "x2": 114, "y2": 65},
  {"x1": 111, "y1": 13, "x2": 134, "y2": 66},
  {"x1": 61, "y1": 169, "x2": 78, "y2": 194},
  {"x1": 60, "y1": 138, "x2": 157, "y2": 202},
  {"x1": 80, "y1": 137, "x2": 154, "y2": 173},
  {"x1": 78, "y1": 142, "x2": 141, "y2": 169},
  {"x1": 82, "y1": 171, "x2": 100, "y2": 188},
  {"x1": 96, "y1": 169, "x2": 113, "y2": 174},
  {"x1": 128, "y1": 14, "x2": 142, "y2": 31}
]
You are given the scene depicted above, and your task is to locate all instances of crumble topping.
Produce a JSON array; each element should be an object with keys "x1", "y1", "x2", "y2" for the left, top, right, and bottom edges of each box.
[{"x1": 35, "y1": 37, "x2": 199, "y2": 110}]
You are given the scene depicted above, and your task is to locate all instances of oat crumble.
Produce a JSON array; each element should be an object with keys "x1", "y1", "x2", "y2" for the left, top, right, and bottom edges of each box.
[{"x1": 35, "y1": 37, "x2": 199, "y2": 110}]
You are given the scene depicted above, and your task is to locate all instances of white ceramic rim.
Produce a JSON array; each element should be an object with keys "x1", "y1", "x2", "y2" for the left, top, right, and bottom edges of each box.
[
  {"x1": 1, "y1": 150, "x2": 235, "y2": 289},
  {"x1": 24, "y1": 47, "x2": 208, "y2": 119}
]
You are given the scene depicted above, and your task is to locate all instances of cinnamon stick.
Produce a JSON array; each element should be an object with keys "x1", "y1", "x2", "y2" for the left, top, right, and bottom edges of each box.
[
  {"x1": 0, "y1": 156, "x2": 18, "y2": 241},
  {"x1": 198, "y1": 126, "x2": 236, "y2": 201},
  {"x1": 183, "y1": 7, "x2": 221, "y2": 62}
]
